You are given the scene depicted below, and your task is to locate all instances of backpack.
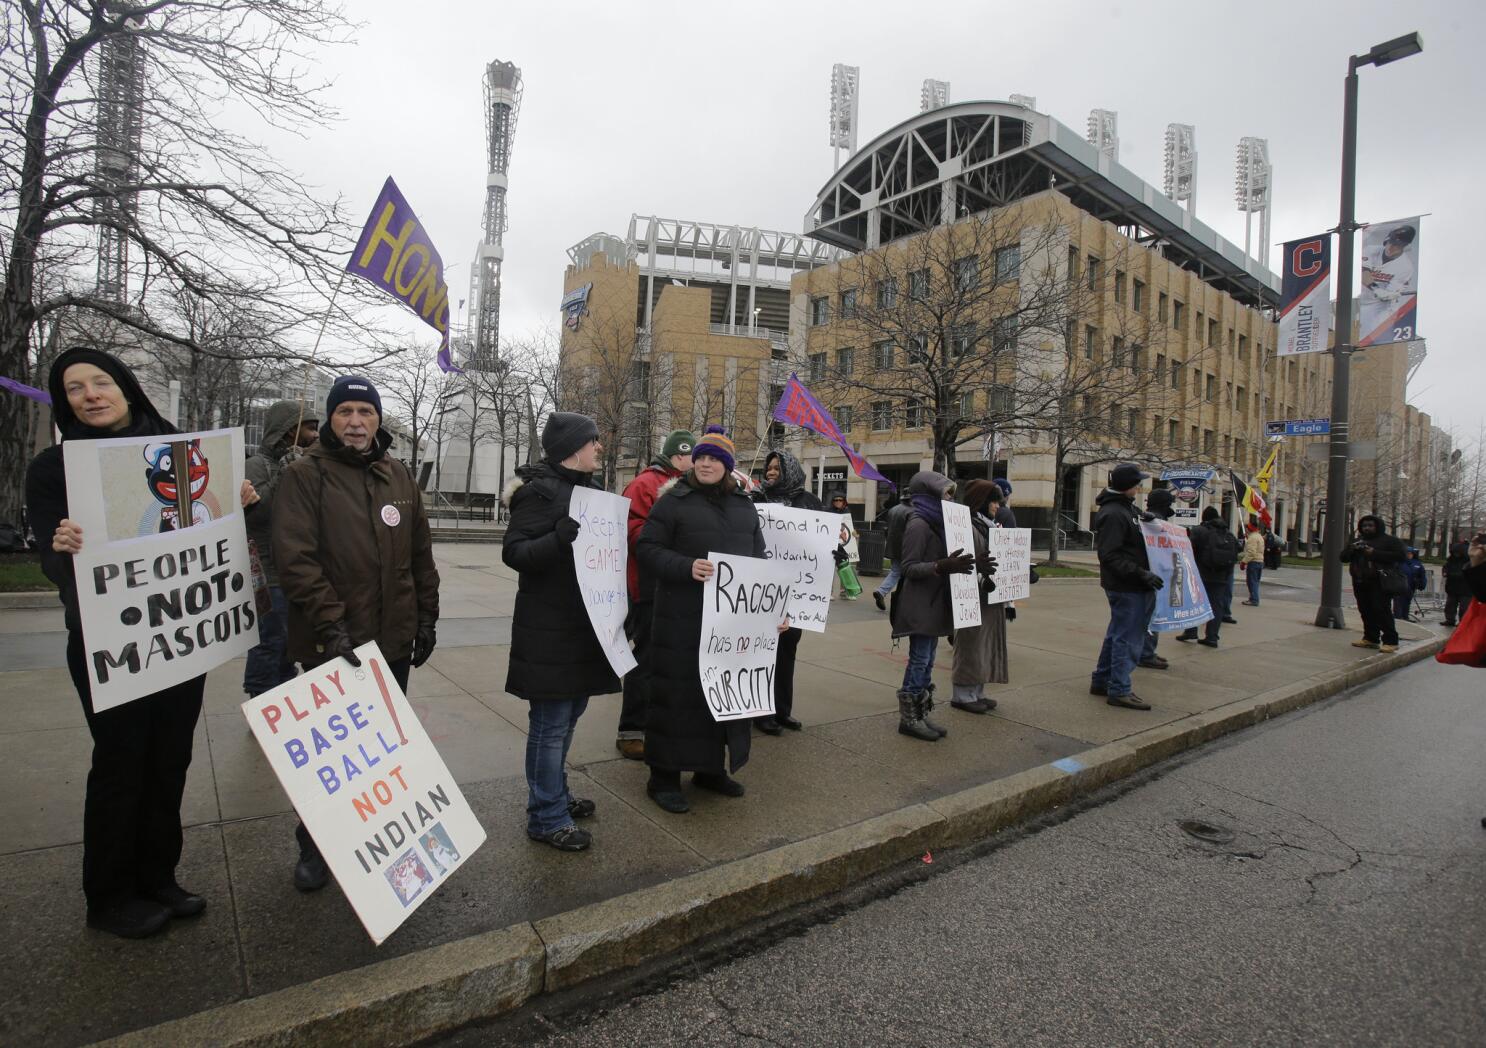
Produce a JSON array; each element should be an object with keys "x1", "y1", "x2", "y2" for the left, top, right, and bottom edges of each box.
[{"x1": 1207, "y1": 528, "x2": 1240, "y2": 569}]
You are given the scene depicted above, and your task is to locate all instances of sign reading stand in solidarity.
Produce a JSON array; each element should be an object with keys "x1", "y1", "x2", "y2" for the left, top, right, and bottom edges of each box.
[
  {"x1": 754, "y1": 503, "x2": 841, "y2": 633},
  {"x1": 243, "y1": 642, "x2": 486, "y2": 945},
  {"x1": 698, "y1": 553, "x2": 792, "y2": 721},
  {"x1": 568, "y1": 487, "x2": 637, "y2": 678},
  {"x1": 984, "y1": 528, "x2": 1032, "y2": 605},
  {"x1": 1140, "y1": 520, "x2": 1212, "y2": 632},
  {"x1": 942, "y1": 501, "x2": 981, "y2": 630},
  {"x1": 64, "y1": 427, "x2": 257, "y2": 711}
]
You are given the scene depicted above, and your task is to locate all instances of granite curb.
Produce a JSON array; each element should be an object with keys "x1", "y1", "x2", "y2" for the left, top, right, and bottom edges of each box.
[
  {"x1": 91, "y1": 637, "x2": 1444, "y2": 1047},
  {"x1": 0, "y1": 590, "x2": 58, "y2": 609}
]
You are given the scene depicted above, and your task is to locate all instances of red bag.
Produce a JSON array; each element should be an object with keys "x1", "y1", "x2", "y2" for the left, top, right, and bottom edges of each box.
[{"x1": 1436, "y1": 599, "x2": 1486, "y2": 667}]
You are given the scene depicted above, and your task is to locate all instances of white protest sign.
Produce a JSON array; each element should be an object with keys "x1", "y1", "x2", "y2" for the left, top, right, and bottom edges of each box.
[
  {"x1": 985, "y1": 527, "x2": 1032, "y2": 605},
  {"x1": 943, "y1": 501, "x2": 981, "y2": 630},
  {"x1": 569, "y1": 487, "x2": 637, "y2": 677},
  {"x1": 63, "y1": 427, "x2": 257, "y2": 711},
  {"x1": 755, "y1": 503, "x2": 839, "y2": 633},
  {"x1": 698, "y1": 552, "x2": 792, "y2": 721},
  {"x1": 242, "y1": 642, "x2": 487, "y2": 945}
]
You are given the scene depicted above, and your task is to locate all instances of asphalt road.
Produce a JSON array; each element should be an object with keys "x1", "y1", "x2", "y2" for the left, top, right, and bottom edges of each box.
[{"x1": 454, "y1": 657, "x2": 1486, "y2": 1048}]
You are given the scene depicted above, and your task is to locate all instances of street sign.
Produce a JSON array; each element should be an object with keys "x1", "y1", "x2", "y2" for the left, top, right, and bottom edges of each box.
[{"x1": 1265, "y1": 417, "x2": 1330, "y2": 437}]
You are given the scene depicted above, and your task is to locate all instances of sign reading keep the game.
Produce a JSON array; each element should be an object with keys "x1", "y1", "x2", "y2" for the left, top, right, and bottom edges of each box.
[{"x1": 569, "y1": 488, "x2": 637, "y2": 677}]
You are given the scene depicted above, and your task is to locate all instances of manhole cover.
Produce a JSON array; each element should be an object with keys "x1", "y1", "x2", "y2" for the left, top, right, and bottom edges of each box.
[{"x1": 1178, "y1": 818, "x2": 1236, "y2": 844}]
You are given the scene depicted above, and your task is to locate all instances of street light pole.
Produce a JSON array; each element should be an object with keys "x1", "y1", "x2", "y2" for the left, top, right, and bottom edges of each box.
[{"x1": 1315, "y1": 32, "x2": 1423, "y2": 629}]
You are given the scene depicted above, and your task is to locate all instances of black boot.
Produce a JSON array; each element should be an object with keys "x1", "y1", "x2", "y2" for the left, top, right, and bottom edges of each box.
[
  {"x1": 896, "y1": 689, "x2": 939, "y2": 742},
  {"x1": 87, "y1": 898, "x2": 171, "y2": 939},
  {"x1": 646, "y1": 769, "x2": 689, "y2": 813},
  {"x1": 294, "y1": 825, "x2": 330, "y2": 893}
]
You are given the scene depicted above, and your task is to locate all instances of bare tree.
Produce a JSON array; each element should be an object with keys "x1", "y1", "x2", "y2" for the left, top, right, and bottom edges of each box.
[
  {"x1": 556, "y1": 305, "x2": 649, "y2": 489},
  {"x1": 372, "y1": 346, "x2": 451, "y2": 479}
]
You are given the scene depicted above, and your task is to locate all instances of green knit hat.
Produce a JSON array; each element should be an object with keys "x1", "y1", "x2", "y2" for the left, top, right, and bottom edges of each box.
[{"x1": 662, "y1": 429, "x2": 696, "y2": 458}]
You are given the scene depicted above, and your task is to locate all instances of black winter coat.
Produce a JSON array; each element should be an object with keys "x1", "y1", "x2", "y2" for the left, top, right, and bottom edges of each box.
[
  {"x1": 502, "y1": 462, "x2": 621, "y2": 702},
  {"x1": 636, "y1": 473, "x2": 765, "y2": 774},
  {"x1": 1443, "y1": 542, "x2": 1471, "y2": 597},
  {"x1": 1189, "y1": 518, "x2": 1240, "y2": 581},
  {"x1": 1338, "y1": 515, "x2": 1406, "y2": 591},
  {"x1": 1093, "y1": 488, "x2": 1151, "y2": 592}
]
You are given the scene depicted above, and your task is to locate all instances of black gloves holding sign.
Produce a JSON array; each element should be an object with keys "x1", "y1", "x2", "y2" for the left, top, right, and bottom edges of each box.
[
  {"x1": 555, "y1": 516, "x2": 581, "y2": 544},
  {"x1": 412, "y1": 622, "x2": 437, "y2": 668},
  {"x1": 318, "y1": 620, "x2": 361, "y2": 667},
  {"x1": 936, "y1": 549, "x2": 975, "y2": 575},
  {"x1": 1138, "y1": 569, "x2": 1165, "y2": 591}
]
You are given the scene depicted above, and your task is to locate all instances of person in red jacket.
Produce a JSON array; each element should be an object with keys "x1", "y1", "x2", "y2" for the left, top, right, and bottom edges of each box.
[{"x1": 615, "y1": 430, "x2": 695, "y2": 759}]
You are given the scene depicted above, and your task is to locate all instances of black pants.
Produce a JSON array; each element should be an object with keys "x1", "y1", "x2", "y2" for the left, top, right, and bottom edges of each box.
[
  {"x1": 619, "y1": 600, "x2": 653, "y2": 736},
  {"x1": 1444, "y1": 592, "x2": 1472, "y2": 624},
  {"x1": 65, "y1": 631, "x2": 204, "y2": 909},
  {"x1": 1354, "y1": 585, "x2": 1399, "y2": 645},
  {"x1": 758, "y1": 626, "x2": 802, "y2": 722}
]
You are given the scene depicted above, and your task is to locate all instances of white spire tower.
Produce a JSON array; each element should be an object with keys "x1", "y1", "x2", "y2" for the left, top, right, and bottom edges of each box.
[
  {"x1": 1087, "y1": 109, "x2": 1119, "y2": 163},
  {"x1": 1163, "y1": 123, "x2": 1197, "y2": 214},
  {"x1": 1234, "y1": 137, "x2": 1273, "y2": 268},
  {"x1": 472, "y1": 60, "x2": 522, "y2": 371}
]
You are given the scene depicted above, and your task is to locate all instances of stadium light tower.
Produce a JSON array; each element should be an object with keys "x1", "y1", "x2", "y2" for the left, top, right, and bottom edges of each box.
[
  {"x1": 1162, "y1": 123, "x2": 1197, "y2": 214},
  {"x1": 1087, "y1": 109, "x2": 1119, "y2": 163},
  {"x1": 829, "y1": 63, "x2": 860, "y2": 170},
  {"x1": 94, "y1": 15, "x2": 146, "y2": 303},
  {"x1": 920, "y1": 79, "x2": 950, "y2": 112},
  {"x1": 1008, "y1": 93, "x2": 1037, "y2": 110},
  {"x1": 1234, "y1": 136, "x2": 1272, "y2": 268},
  {"x1": 472, "y1": 59, "x2": 522, "y2": 372}
]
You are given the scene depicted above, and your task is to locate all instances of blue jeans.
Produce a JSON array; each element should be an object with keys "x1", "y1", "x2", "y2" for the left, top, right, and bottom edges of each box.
[
  {"x1": 1183, "y1": 573, "x2": 1233, "y2": 641},
  {"x1": 901, "y1": 635, "x2": 939, "y2": 692},
  {"x1": 1092, "y1": 590, "x2": 1151, "y2": 698},
  {"x1": 1140, "y1": 588, "x2": 1159, "y2": 661},
  {"x1": 243, "y1": 586, "x2": 297, "y2": 696},
  {"x1": 1245, "y1": 562, "x2": 1262, "y2": 604},
  {"x1": 874, "y1": 561, "x2": 902, "y2": 598},
  {"x1": 526, "y1": 697, "x2": 589, "y2": 836}
]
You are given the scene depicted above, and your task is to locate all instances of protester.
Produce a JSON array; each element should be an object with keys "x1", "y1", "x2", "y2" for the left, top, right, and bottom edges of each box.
[
  {"x1": 615, "y1": 429, "x2": 695, "y2": 760},
  {"x1": 752, "y1": 449, "x2": 820, "y2": 735},
  {"x1": 637, "y1": 427, "x2": 771, "y2": 813},
  {"x1": 873, "y1": 494, "x2": 911, "y2": 612},
  {"x1": 1177, "y1": 506, "x2": 1241, "y2": 648},
  {"x1": 1442, "y1": 533, "x2": 1473, "y2": 627},
  {"x1": 1263, "y1": 526, "x2": 1284, "y2": 570},
  {"x1": 274, "y1": 375, "x2": 440, "y2": 881},
  {"x1": 1239, "y1": 522, "x2": 1265, "y2": 606},
  {"x1": 1137, "y1": 488, "x2": 1175, "y2": 671},
  {"x1": 500, "y1": 412, "x2": 620, "y2": 852},
  {"x1": 1338, "y1": 514, "x2": 1406, "y2": 653},
  {"x1": 992, "y1": 477, "x2": 1017, "y2": 528},
  {"x1": 1396, "y1": 547, "x2": 1428, "y2": 623},
  {"x1": 950, "y1": 480, "x2": 1005, "y2": 714},
  {"x1": 242, "y1": 400, "x2": 318, "y2": 698},
  {"x1": 889, "y1": 470, "x2": 977, "y2": 740},
  {"x1": 26, "y1": 346, "x2": 258, "y2": 938},
  {"x1": 1090, "y1": 463, "x2": 1165, "y2": 710}
]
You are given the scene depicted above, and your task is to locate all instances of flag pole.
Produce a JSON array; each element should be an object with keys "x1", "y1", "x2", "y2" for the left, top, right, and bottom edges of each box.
[{"x1": 297, "y1": 268, "x2": 350, "y2": 434}]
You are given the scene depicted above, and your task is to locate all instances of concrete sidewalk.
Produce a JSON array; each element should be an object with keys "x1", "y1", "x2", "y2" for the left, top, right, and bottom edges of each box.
[{"x1": 0, "y1": 545, "x2": 1438, "y2": 1046}]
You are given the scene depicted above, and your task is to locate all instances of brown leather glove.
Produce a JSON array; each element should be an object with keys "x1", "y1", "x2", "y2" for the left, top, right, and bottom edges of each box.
[{"x1": 935, "y1": 549, "x2": 975, "y2": 575}]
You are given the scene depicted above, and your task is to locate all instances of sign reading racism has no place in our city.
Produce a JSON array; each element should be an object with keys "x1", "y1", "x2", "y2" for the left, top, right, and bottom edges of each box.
[{"x1": 698, "y1": 553, "x2": 792, "y2": 722}]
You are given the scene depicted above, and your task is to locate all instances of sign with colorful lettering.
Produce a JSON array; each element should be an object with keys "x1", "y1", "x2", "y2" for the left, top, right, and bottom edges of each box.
[
  {"x1": 698, "y1": 553, "x2": 792, "y2": 721},
  {"x1": 754, "y1": 503, "x2": 840, "y2": 633},
  {"x1": 569, "y1": 487, "x2": 637, "y2": 677},
  {"x1": 984, "y1": 527, "x2": 1032, "y2": 605},
  {"x1": 943, "y1": 501, "x2": 982, "y2": 630},
  {"x1": 242, "y1": 643, "x2": 486, "y2": 945},
  {"x1": 1140, "y1": 520, "x2": 1212, "y2": 631}
]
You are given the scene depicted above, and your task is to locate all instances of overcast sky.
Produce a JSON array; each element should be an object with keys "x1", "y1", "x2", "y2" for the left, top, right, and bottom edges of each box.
[{"x1": 288, "y1": 0, "x2": 1482, "y2": 436}]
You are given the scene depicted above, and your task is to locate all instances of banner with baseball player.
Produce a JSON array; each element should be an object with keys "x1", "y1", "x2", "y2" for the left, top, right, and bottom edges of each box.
[
  {"x1": 1358, "y1": 218, "x2": 1420, "y2": 347},
  {"x1": 1277, "y1": 234, "x2": 1332, "y2": 356}
]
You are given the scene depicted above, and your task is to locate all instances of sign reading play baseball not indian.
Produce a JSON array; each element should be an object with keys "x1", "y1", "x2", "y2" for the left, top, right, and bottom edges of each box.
[
  {"x1": 754, "y1": 503, "x2": 843, "y2": 632},
  {"x1": 569, "y1": 487, "x2": 637, "y2": 677},
  {"x1": 1277, "y1": 233, "x2": 1332, "y2": 357},
  {"x1": 984, "y1": 528, "x2": 1032, "y2": 605},
  {"x1": 698, "y1": 552, "x2": 792, "y2": 722},
  {"x1": 63, "y1": 427, "x2": 257, "y2": 712},
  {"x1": 1140, "y1": 520, "x2": 1212, "y2": 632},
  {"x1": 242, "y1": 642, "x2": 486, "y2": 945}
]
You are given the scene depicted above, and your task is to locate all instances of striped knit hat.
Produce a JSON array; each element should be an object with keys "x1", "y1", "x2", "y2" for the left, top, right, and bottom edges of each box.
[{"x1": 691, "y1": 425, "x2": 736, "y2": 472}]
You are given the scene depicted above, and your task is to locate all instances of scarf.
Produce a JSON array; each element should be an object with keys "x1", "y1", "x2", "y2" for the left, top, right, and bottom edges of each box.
[{"x1": 910, "y1": 493, "x2": 945, "y2": 535}]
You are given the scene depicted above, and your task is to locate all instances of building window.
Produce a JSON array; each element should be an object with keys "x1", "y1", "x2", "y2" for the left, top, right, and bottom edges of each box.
[
  {"x1": 908, "y1": 333, "x2": 930, "y2": 364},
  {"x1": 990, "y1": 385, "x2": 1014, "y2": 414},
  {"x1": 905, "y1": 398, "x2": 923, "y2": 429},
  {"x1": 1086, "y1": 255, "x2": 1100, "y2": 290},
  {"x1": 1109, "y1": 402, "x2": 1121, "y2": 434},
  {"x1": 1196, "y1": 311, "x2": 1205, "y2": 340},
  {"x1": 1236, "y1": 385, "x2": 1246, "y2": 413},
  {"x1": 1127, "y1": 409, "x2": 1141, "y2": 438},
  {"x1": 1133, "y1": 279, "x2": 1146, "y2": 312},
  {"x1": 993, "y1": 315, "x2": 1019, "y2": 353},
  {"x1": 1205, "y1": 373, "x2": 1216, "y2": 402},
  {"x1": 1208, "y1": 318, "x2": 1219, "y2": 345},
  {"x1": 954, "y1": 255, "x2": 979, "y2": 292},
  {"x1": 1084, "y1": 325, "x2": 1097, "y2": 360},
  {"x1": 1111, "y1": 336, "x2": 1125, "y2": 368},
  {"x1": 1227, "y1": 327, "x2": 1235, "y2": 351},
  {"x1": 1168, "y1": 419, "x2": 1180, "y2": 445},
  {"x1": 995, "y1": 245, "x2": 1021, "y2": 282},
  {"x1": 1173, "y1": 300, "x2": 1185, "y2": 330},
  {"x1": 1155, "y1": 353, "x2": 1166, "y2": 380},
  {"x1": 950, "y1": 325, "x2": 976, "y2": 357},
  {"x1": 835, "y1": 405, "x2": 854, "y2": 431},
  {"x1": 1225, "y1": 381, "x2": 1233, "y2": 406},
  {"x1": 1114, "y1": 270, "x2": 1126, "y2": 303},
  {"x1": 1204, "y1": 429, "x2": 1216, "y2": 456},
  {"x1": 1158, "y1": 292, "x2": 1169, "y2": 322},
  {"x1": 1170, "y1": 360, "x2": 1182, "y2": 391},
  {"x1": 808, "y1": 352, "x2": 826, "y2": 382},
  {"x1": 908, "y1": 268, "x2": 929, "y2": 301},
  {"x1": 873, "y1": 340, "x2": 895, "y2": 370},
  {"x1": 839, "y1": 288, "x2": 857, "y2": 319},
  {"x1": 836, "y1": 347, "x2": 855, "y2": 376},
  {"x1": 1067, "y1": 245, "x2": 1079, "y2": 280},
  {"x1": 876, "y1": 278, "x2": 898, "y2": 308},
  {"x1": 960, "y1": 391, "x2": 976, "y2": 420},
  {"x1": 871, "y1": 400, "x2": 893, "y2": 431},
  {"x1": 1129, "y1": 344, "x2": 1142, "y2": 373},
  {"x1": 630, "y1": 360, "x2": 650, "y2": 399},
  {"x1": 810, "y1": 296, "x2": 829, "y2": 326},
  {"x1": 1238, "y1": 334, "x2": 1249, "y2": 361}
]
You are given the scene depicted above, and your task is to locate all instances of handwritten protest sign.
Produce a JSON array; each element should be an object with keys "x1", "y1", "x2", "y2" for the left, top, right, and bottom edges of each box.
[
  {"x1": 1140, "y1": 520, "x2": 1213, "y2": 631},
  {"x1": 985, "y1": 528, "x2": 1032, "y2": 605},
  {"x1": 569, "y1": 488, "x2": 636, "y2": 677},
  {"x1": 243, "y1": 642, "x2": 486, "y2": 945},
  {"x1": 63, "y1": 427, "x2": 257, "y2": 711},
  {"x1": 943, "y1": 501, "x2": 981, "y2": 630},
  {"x1": 754, "y1": 503, "x2": 839, "y2": 632},
  {"x1": 699, "y1": 553, "x2": 792, "y2": 721}
]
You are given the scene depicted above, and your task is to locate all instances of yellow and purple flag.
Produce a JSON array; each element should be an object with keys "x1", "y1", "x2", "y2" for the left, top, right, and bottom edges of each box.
[
  {"x1": 771, "y1": 373, "x2": 893, "y2": 488},
  {"x1": 347, "y1": 177, "x2": 462, "y2": 373}
]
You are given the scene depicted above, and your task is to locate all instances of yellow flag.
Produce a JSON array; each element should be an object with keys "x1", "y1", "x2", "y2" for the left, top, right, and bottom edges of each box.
[{"x1": 1255, "y1": 443, "x2": 1280, "y2": 494}]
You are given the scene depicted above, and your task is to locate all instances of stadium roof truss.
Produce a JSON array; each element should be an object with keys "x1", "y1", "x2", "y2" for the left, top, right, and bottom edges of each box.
[
  {"x1": 805, "y1": 101, "x2": 1280, "y2": 309},
  {"x1": 622, "y1": 214, "x2": 844, "y2": 289}
]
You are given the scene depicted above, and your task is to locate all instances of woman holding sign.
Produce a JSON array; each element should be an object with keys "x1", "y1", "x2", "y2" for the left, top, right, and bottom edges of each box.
[
  {"x1": 751, "y1": 449, "x2": 820, "y2": 735},
  {"x1": 25, "y1": 347, "x2": 253, "y2": 939},
  {"x1": 637, "y1": 427, "x2": 768, "y2": 813},
  {"x1": 950, "y1": 481, "x2": 1008, "y2": 715}
]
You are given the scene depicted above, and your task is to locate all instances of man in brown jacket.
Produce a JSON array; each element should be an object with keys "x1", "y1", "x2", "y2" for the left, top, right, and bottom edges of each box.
[{"x1": 272, "y1": 374, "x2": 440, "y2": 890}]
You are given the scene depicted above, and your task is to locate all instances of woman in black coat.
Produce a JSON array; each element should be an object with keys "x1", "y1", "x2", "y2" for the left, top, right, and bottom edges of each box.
[
  {"x1": 25, "y1": 346, "x2": 232, "y2": 938},
  {"x1": 751, "y1": 448, "x2": 821, "y2": 735},
  {"x1": 502, "y1": 412, "x2": 620, "y2": 852},
  {"x1": 636, "y1": 427, "x2": 766, "y2": 813}
]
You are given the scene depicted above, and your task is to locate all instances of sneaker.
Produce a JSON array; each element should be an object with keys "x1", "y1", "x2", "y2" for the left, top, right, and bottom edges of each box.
[
  {"x1": 1351, "y1": 639, "x2": 1380, "y2": 649},
  {"x1": 615, "y1": 738, "x2": 645, "y2": 760},
  {"x1": 693, "y1": 772, "x2": 745, "y2": 797},
  {"x1": 1089, "y1": 682, "x2": 1108, "y2": 696},
  {"x1": 567, "y1": 797, "x2": 596, "y2": 819},
  {"x1": 1137, "y1": 657, "x2": 1169, "y2": 670},
  {"x1": 1379, "y1": 643, "x2": 1398, "y2": 653},
  {"x1": 1197, "y1": 638, "x2": 1219, "y2": 648},
  {"x1": 528, "y1": 825, "x2": 591, "y2": 851},
  {"x1": 873, "y1": 591, "x2": 886, "y2": 611},
  {"x1": 87, "y1": 898, "x2": 172, "y2": 939},
  {"x1": 145, "y1": 883, "x2": 206, "y2": 919},
  {"x1": 1106, "y1": 693, "x2": 1152, "y2": 711}
]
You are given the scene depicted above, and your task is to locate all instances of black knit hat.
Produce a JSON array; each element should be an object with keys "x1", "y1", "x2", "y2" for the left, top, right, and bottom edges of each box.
[
  {"x1": 326, "y1": 375, "x2": 382, "y2": 419},
  {"x1": 542, "y1": 411, "x2": 599, "y2": 463}
]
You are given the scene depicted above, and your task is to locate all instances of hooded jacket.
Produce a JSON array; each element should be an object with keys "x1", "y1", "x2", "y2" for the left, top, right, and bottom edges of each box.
[
  {"x1": 1093, "y1": 487, "x2": 1151, "y2": 592},
  {"x1": 244, "y1": 400, "x2": 311, "y2": 585},
  {"x1": 1442, "y1": 541, "x2": 1471, "y2": 596},
  {"x1": 272, "y1": 423, "x2": 439, "y2": 664},
  {"x1": 621, "y1": 454, "x2": 685, "y2": 603},
  {"x1": 1338, "y1": 514, "x2": 1406, "y2": 586},
  {"x1": 890, "y1": 470, "x2": 956, "y2": 638},
  {"x1": 26, "y1": 347, "x2": 176, "y2": 632},
  {"x1": 756, "y1": 450, "x2": 823, "y2": 512},
  {"x1": 1188, "y1": 516, "x2": 1241, "y2": 578}
]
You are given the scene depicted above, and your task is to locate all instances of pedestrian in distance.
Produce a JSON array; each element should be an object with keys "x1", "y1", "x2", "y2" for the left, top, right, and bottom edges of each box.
[
  {"x1": 242, "y1": 400, "x2": 318, "y2": 698},
  {"x1": 274, "y1": 375, "x2": 440, "y2": 881},
  {"x1": 1137, "y1": 488, "x2": 1176, "y2": 671},
  {"x1": 950, "y1": 480, "x2": 1005, "y2": 715},
  {"x1": 1441, "y1": 533, "x2": 1473, "y2": 627},
  {"x1": 1339, "y1": 514, "x2": 1406, "y2": 653},
  {"x1": 1239, "y1": 522, "x2": 1265, "y2": 606},
  {"x1": 828, "y1": 492, "x2": 863, "y2": 601},
  {"x1": 888, "y1": 470, "x2": 981, "y2": 740},
  {"x1": 637, "y1": 426, "x2": 778, "y2": 813},
  {"x1": 26, "y1": 346, "x2": 259, "y2": 939},
  {"x1": 991, "y1": 476, "x2": 1017, "y2": 528},
  {"x1": 1177, "y1": 506, "x2": 1241, "y2": 648},
  {"x1": 752, "y1": 449, "x2": 819, "y2": 735},
  {"x1": 500, "y1": 411, "x2": 619, "y2": 852},
  {"x1": 873, "y1": 493, "x2": 911, "y2": 612},
  {"x1": 1089, "y1": 462, "x2": 1165, "y2": 711},
  {"x1": 615, "y1": 429, "x2": 695, "y2": 761},
  {"x1": 1395, "y1": 547, "x2": 1428, "y2": 623}
]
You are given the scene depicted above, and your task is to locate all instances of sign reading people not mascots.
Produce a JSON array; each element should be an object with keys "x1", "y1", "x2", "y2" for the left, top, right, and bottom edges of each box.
[
  {"x1": 568, "y1": 487, "x2": 637, "y2": 677},
  {"x1": 698, "y1": 553, "x2": 792, "y2": 722},
  {"x1": 243, "y1": 643, "x2": 486, "y2": 945}
]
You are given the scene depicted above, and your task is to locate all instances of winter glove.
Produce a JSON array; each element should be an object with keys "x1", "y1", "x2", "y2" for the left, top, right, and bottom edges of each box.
[
  {"x1": 1140, "y1": 511, "x2": 1157, "y2": 523},
  {"x1": 1005, "y1": 605, "x2": 1017, "y2": 622},
  {"x1": 1137, "y1": 569, "x2": 1165, "y2": 591},
  {"x1": 979, "y1": 573, "x2": 997, "y2": 595},
  {"x1": 832, "y1": 546, "x2": 848, "y2": 566},
  {"x1": 974, "y1": 554, "x2": 999, "y2": 575},
  {"x1": 935, "y1": 549, "x2": 975, "y2": 576},
  {"x1": 1028, "y1": 566, "x2": 1040, "y2": 585},
  {"x1": 317, "y1": 621, "x2": 361, "y2": 667},
  {"x1": 555, "y1": 516, "x2": 581, "y2": 544},
  {"x1": 411, "y1": 622, "x2": 437, "y2": 668}
]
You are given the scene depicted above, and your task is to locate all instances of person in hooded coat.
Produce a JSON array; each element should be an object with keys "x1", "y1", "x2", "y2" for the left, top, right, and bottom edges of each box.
[
  {"x1": 241, "y1": 399, "x2": 318, "y2": 697},
  {"x1": 889, "y1": 470, "x2": 977, "y2": 740},
  {"x1": 502, "y1": 412, "x2": 621, "y2": 851},
  {"x1": 26, "y1": 346, "x2": 257, "y2": 939},
  {"x1": 950, "y1": 480, "x2": 1006, "y2": 715},
  {"x1": 1091, "y1": 463, "x2": 1165, "y2": 710},
  {"x1": 1136, "y1": 488, "x2": 1176, "y2": 671},
  {"x1": 752, "y1": 448, "x2": 820, "y2": 735},
  {"x1": 1339, "y1": 513, "x2": 1407, "y2": 651},
  {"x1": 636, "y1": 427, "x2": 768, "y2": 813},
  {"x1": 1441, "y1": 534, "x2": 1473, "y2": 627}
]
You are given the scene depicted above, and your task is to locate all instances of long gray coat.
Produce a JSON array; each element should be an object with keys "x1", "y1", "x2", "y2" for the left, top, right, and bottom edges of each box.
[
  {"x1": 889, "y1": 472, "x2": 956, "y2": 639},
  {"x1": 952, "y1": 517, "x2": 1008, "y2": 685}
]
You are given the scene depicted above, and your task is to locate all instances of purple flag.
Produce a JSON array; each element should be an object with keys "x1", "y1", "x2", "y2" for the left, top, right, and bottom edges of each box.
[
  {"x1": 347, "y1": 177, "x2": 463, "y2": 374},
  {"x1": 770, "y1": 374, "x2": 894, "y2": 489},
  {"x1": 0, "y1": 376, "x2": 51, "y2": 404}
]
